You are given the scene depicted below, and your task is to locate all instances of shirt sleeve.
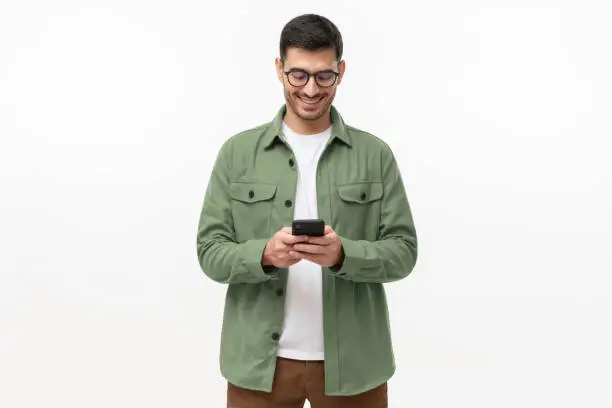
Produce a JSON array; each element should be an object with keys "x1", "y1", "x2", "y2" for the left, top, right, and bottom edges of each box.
[
  {"x1": 329, "y1": 143, "x2": 418, "y2": 283},
  {"x1": 196, "y1": 139, "x2": 279, "y2": 284}
]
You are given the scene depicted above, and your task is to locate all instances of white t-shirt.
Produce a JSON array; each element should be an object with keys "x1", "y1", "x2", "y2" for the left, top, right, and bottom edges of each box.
[{"x1": 277, "y1": 121, "x2": 332, "y2": 361}]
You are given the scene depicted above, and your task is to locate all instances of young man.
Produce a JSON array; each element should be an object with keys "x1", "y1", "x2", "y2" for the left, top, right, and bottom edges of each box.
[{"x1": 196, "y1": 13, "x2": 418, "y2": 408}]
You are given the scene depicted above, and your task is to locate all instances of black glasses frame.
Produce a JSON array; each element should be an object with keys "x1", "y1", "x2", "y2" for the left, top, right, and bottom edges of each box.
[{"x1": 283, "y1": 68, "x2": 340, "y2": 88}]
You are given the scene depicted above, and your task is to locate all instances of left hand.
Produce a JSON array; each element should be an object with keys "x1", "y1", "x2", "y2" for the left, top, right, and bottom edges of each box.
[{"x1": 289, "y1": 225, "x2": 344, "y2": 268}]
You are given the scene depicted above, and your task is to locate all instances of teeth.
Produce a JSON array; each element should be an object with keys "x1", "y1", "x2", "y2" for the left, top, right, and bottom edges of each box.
[{"x1": 300, "y1": 97, "x2": 320, "y2": 104}]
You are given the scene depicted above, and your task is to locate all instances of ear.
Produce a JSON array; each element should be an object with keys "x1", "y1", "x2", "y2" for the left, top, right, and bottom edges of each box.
[
  {"x1": 336, "y1": 59, "x2": 346, "y2": 86},
  {"x1": 275, "y1": 57, "x2": 284, "y2": 84}
]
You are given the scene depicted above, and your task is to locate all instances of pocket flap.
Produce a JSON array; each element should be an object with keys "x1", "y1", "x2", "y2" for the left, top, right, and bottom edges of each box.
[
  {"x1": 230, "y1": 181, "x2": 277, "y2": 203},
  {"x1": 337, "y1": 181, "x2": 383, "y2": 203}
]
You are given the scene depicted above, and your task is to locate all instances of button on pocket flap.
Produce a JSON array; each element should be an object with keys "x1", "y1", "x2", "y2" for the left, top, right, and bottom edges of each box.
[
  {"x1": 229, "y1": 181, "x2": 277, "y2": 203},
  {"x1": 337, "y1": 181, "x2": 383, "y2": 203}
]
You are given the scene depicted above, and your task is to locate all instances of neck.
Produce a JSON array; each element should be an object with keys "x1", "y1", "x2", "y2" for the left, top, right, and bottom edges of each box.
[{"x1": 283, "y1": 105, "x2": 332, "y2": 135}]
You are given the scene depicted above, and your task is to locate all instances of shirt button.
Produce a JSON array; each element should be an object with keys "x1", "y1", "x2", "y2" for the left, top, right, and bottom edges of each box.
[
  {"x1": 284, "y1": 199, "x2": 292, "y2": 208},
  {"x1": 288, "y1": 158, "x2": 295, "y2": 168},
  {"x1": 360, "y1": 192, "x2": 366, "y2": 200},
  {"x1": 276, "y1": 288, "x2": 284, "y2": 296},
  {"x1": 249, "y1": 190, "x2": 255, "y2": 199},
  {"x1": 271, "y1": 332, "x2": 280, "y2": 341}
]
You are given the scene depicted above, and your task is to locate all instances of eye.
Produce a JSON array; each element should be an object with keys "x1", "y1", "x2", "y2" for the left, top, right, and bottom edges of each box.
[
  {"x1": 291, "y1": 71, "x2": 307, "y2": 80},
  {"x1": 317, "y1": 72, "x2": 334, "y2": 81}
]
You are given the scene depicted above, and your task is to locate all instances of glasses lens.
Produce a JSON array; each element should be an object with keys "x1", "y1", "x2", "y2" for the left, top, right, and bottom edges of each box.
[
  {"x1": 288, "y1": 72, "x2": 308, "y2": 86},
  {"x1": 316, "y1": 72, "x2": 336, "y2": 87}
]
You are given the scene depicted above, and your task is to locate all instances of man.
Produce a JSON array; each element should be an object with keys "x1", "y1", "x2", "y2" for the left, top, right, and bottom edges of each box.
[{"x1": 196, "y1": 13, "x2": 418, "y2": 408}]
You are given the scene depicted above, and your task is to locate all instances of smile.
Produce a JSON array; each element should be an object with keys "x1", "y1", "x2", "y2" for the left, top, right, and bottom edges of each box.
[{"x1": 299, "y1": 96, "x2": 322, "y2": 105}]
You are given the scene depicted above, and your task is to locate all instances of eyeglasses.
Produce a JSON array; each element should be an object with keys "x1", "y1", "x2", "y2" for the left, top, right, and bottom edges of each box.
[{"x1": 283, "y1": 68, "x2": 340, "y2": 88}]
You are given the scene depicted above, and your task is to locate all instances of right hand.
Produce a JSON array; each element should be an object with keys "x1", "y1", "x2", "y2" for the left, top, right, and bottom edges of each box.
[{"x1": 262, "y1": 227, "x2": 310, "y2": 268}]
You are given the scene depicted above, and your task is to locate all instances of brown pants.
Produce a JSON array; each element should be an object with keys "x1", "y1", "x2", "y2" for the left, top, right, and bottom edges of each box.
[{"x1": 227, "y1": 357, "x2": 388, "y2": 408}]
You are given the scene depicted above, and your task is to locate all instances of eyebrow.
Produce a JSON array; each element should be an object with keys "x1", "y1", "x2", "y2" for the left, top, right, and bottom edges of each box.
[{"x1": 286, "y1": 67, "x2": 336, "y2": 74}]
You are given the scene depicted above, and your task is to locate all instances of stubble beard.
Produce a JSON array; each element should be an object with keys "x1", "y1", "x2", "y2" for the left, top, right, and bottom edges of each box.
[{"x1": 284, "y1": 87, "x2": 335, "y2": 122}]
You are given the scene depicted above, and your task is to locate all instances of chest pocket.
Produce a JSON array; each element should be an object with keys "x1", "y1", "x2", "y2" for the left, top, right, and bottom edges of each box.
[
  {"x1": 335, "y1": 181, "x2": 383, "y2": 240},
  {"x1": 229, "y1": 181, "x2": 277, "y2": 242}
]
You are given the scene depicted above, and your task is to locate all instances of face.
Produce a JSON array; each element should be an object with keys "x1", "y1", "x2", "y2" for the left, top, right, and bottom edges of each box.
[{"x1": 275, "y1": 47, "x2": 345, "y2": 122}]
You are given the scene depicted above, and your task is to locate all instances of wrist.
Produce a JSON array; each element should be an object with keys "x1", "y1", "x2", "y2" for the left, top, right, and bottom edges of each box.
[
  {"x1": 331, "y1": 246, "x2": 345, "y2": 269},
  {"x1": 261, "y1": 241, "x2": 272, "y2": 266}
]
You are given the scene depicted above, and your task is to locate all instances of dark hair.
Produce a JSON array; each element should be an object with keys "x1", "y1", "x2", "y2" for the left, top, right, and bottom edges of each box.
[{"x1": 279, "y1": 14, "x2": 343, "y2": 65}]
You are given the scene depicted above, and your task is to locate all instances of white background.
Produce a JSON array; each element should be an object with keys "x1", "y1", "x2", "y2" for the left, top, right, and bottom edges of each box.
[{"x1": 1, "y1": 1, "x2": 611, "y2": 407}]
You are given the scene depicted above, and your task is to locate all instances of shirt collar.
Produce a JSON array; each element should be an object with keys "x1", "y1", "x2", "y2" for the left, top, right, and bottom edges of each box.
[{"x1": 262, "y1": 104, "x2": 352, "y2": 149}]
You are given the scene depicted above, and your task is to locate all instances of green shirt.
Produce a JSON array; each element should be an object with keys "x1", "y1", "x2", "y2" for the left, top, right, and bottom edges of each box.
[{"x1": 196, "y1": 104, "x2": 418, "y2": 396}]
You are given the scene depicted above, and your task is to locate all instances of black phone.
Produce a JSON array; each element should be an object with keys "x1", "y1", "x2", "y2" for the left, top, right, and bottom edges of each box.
[{"x1": 292, "y1": 219, "x2": 325, "y2": 237}]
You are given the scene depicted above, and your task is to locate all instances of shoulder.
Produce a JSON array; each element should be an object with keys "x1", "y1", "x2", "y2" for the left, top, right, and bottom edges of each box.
[
  {"x1": 217, "y1": 122, "x2": 270, "y2": 157},
  {"x1": 225, "y1": 122, "x2": 268, "y2": 145},
  {"x1": 345, "y1": 124, "x2": 394, "y2": 157}
]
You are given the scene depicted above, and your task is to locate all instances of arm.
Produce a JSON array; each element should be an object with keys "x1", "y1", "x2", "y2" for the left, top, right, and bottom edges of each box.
[
  {"x1": 196, "y1": 140, "x2": 278, "y2": 284},
  {"x1": 329, "y1": 144, "x2": 418, "y2": 283}
]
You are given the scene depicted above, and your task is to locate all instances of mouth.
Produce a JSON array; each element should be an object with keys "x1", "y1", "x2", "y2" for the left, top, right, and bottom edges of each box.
[{"x1": 298, "y1": 95, "x2": 323, "y2": 106}]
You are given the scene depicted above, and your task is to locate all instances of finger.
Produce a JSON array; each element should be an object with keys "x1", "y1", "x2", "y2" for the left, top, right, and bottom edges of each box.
[
  {"x1": 280, "y1": 233, "x2": 309, "y2": 245},
  {"x1": 286, "y1": 254, "x2": 301, "y2": 262},
  {"x1": 291, "y1": 251, "x2": 326, "y2": 264},
  {"x1": 324, "y1": 225, "x2": 334, "y2": 234},
  {"x1": 310, "y1": 229, "x2": 339, "y2": 245},
  {"x1": 292, "y1": 243, "x2": 326, "y2": 254},
  {"x1": 325, "y1": 227, "x2": 338, "y2": 240},
  {"x1": 306, "y1": 235, "x2": 333, "y2": 246}
]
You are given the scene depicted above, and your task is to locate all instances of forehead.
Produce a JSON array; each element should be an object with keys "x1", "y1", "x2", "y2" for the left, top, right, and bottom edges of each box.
[{"x1": 284, "y1": 47, "x2": 338, "y2": 70}]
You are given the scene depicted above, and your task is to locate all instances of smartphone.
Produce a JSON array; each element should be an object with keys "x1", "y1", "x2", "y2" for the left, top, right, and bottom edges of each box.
[{"x1": 292, "y1": 219, "x2": 325, "y2": 237}]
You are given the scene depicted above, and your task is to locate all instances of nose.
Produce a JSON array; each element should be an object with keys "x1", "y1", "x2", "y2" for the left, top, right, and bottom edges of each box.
[{"x1": 303, "y1": 75, "x2": 320, "y2": 96}]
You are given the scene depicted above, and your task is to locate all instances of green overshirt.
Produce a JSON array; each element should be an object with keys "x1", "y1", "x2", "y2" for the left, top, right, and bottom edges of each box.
[{"x1": 196, "y1": 103, "x2": 418, "y2": 396}]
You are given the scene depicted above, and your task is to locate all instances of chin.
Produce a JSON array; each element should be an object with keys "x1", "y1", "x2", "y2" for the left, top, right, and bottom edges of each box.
[
  {"x1": 295, "y1": 100, "x2": 327, "y2": 118},
  {"x1": 298, "y1": 109, "x2": 325, "y2": 121}
]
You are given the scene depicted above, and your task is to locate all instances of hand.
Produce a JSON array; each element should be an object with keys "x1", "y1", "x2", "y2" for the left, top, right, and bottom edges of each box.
[
  {"x1": 289, "y1": 225, "x2": 344, "y2": 268},
  {"x1": 262, "y1": 227, "x2": 310, "y2": 268}
]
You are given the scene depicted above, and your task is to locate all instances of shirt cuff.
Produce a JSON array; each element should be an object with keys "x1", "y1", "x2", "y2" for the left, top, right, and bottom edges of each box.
[
  {"x1": 328, "y1": 236, "x2": 362, "y2": 277},
  {"x1": 242, "y1": 238, "x2": 279, "y2": 281}
]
